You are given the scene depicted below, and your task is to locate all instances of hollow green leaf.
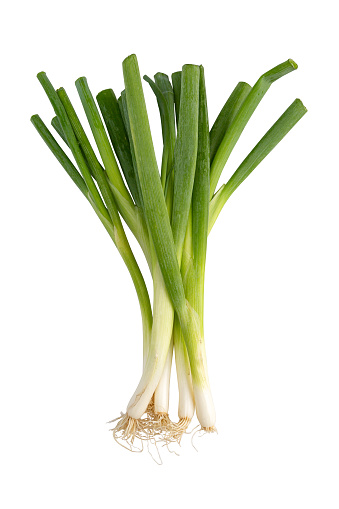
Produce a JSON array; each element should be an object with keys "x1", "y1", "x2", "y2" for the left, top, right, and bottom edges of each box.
[
  {"x1": 37, "y1": 72, "x2": 109, "y2": 220},
  {"x1": 75, "y1": 78, "x2": 133, "y2": 207},
  {"x1": 210, "y1": 59, "x2": 298, "y2": 196},
  {"x1": 171, "y1": 71, "x2": 182, "y2": 127},
  {"x1": 210, "y1": 98, "x2": 307, "y2": 228},
  {"x1": 210, "y1": 81, "x2": 251, "y2": 163},
  {"x1": 51, "y1": 116, "x2": 68, "y2": 146},
  {"x1": 192, "y1": 66, "x2": 210, "y2": 290},
  {"x1": 31, "y1": 114, "x2": 88, "y2": 197},
  {"x1": 123, "y1": 54, "x2": 186, "y2": 314},
  {"x1": 171, "y1": 64, "x2": 200, "y2": 265},
  {"x1": 96, "y1": 89, "x2": 141, "y2": 206}
]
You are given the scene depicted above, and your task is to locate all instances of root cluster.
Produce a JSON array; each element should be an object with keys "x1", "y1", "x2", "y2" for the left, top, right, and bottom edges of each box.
[{"x1": 109, "y1": 397, "x2": 192, "y2": 454}]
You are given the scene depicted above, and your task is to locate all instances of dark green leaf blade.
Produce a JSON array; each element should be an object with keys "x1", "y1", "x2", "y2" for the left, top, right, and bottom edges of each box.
[
  {"x1": 96, "y1": 89, "x2": 141, "y2": 206},
  {"x1": 171, "y1": 71, "x2": 182, "y2": 127},
  {"x1": 31, "y1": 114, "x2": 88, "y2": 196}
]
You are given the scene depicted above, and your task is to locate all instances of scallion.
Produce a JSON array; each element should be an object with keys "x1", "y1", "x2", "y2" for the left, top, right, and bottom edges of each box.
[{"x1": 31, "y1": 54, "x2": 306, "y2": 454}]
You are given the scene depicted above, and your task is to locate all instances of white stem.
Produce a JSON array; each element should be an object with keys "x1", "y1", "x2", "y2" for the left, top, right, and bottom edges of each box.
[
  {"x1": 190, "y1": 346, "x2": 216, "y2": 429},
  {"x1": 154, "y1": 336, "x2": 173, "y2": 414},
  {"x1": 179, "y1": 301, "x2": 216, "y2": 429},
  {"x1": 173, "y1": 317, "x2": 195, "y2": 420},
  {"x1": 127, "y1": 261, "x2": 174, "y2": 419},
  {"x1": 193, "y1": 385, "x2": 215, "y2": 429}
]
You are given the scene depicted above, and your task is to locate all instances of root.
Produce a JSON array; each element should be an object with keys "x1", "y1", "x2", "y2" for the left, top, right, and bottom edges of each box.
[
  {"x1": 110, "y1": 394, "x2": 220, "y2": 460},
  {"x1": 191, "y1": 425, "x2": 217, "y2": 452},
  {"x1": 109, "y1": 396, "x2": 192, "y2": 456},
  {"x1": 202, "y1": 426, "x2": 218, "y2": 433},
  {"x1": 110, "y1": 413, "x2": 143, "y2": 452},
  {"x1": 160, "y1": 415, "x2": 192, "y2": 445},
  {"x1": 146, "y1": 398, "x2": 192, "y2": 445}
]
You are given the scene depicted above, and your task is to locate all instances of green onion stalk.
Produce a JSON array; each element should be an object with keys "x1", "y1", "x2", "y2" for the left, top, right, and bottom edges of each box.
[{"x1": 31, "y1": 54, "x2": 306, "y2": 450}]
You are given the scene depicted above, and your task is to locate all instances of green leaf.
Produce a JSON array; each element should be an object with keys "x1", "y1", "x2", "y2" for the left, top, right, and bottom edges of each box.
[
  {"x1": 210, "y1": 98, "x2": 307, "y2": 228},
  {"x1": 210, "y1": 81, "x2": 251, "y2": 163},
  {"x1": 123, "y1": 54, "x2": 186, "y2": 314},
  {"x1": 171, "y1": 64, "x2": 200, "y2": 264},
  {"x1": 96, "y1": 89, "x2": 141, "y2": 206},
  {"x1": 143, "y1": 75, "x2": 171, "y2": 188},
  {"x1": 57, "y1": 87, "x2": 122, "y2": 230},
  {"x1": 171, "y1": 71, "x2": 182, "y2": 127},
  {"x1": 57, "y1": 88, "x2": 153, "y2": 342},
  {"x1": 51, "y1": 116, "x2": 68, "y2": 146},
  {"x1": 119, "y1": 90, "x2": 144, "y2": 212},
  {"x1": 36, "y1": 72, "x2": 109, "y2": 220},
  {"x1": 192, "y1": 66, "x2": 210, "y2": 286},
  {"x1": 31, "y1": 114, "x2": 88, "y2": 197},
  {"x1": 75, "y1": 77, "x2": 134, "y2": 207},
  {"x1": 210, "y1": 59, "x2": 298, "y2": 196}
]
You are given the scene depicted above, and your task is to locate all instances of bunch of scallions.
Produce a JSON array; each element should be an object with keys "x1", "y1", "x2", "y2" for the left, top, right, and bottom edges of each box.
[{"x1": 31, "y1": 54, "x2": 306, "y2": 451}]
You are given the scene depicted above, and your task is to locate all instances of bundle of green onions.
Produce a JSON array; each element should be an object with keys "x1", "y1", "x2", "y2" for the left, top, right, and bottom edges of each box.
[{"x1": 31, "y1": 54, "x2": 306, "y2": 450}]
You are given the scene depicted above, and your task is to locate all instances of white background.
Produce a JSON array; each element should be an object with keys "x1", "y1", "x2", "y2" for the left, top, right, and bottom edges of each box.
[{"x1": 1, "y1": 0, "x2": 338, "y2": 507}]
